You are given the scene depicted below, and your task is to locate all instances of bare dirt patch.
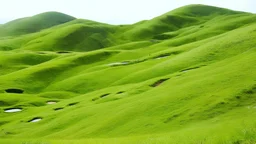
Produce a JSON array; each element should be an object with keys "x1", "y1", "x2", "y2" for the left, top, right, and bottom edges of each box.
[{"x1": 150, "y1": 78, "x2": 170, "y2": 87}]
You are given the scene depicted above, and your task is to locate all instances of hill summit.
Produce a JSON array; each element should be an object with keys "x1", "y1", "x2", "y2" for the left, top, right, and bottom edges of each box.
[{"x1": 0, "y1": 11, "x2": 75, "y2": 37}]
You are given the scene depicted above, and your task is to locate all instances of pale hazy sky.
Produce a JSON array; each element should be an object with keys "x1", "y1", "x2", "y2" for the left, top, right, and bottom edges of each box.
[{"x1": 0, "y1": 0, "x2": 255, "y2": 24}]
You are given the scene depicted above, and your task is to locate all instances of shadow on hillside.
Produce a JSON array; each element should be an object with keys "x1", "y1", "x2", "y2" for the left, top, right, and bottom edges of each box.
[{"x1": 5, "y1": 88, "x2": 24, "y2": 94}]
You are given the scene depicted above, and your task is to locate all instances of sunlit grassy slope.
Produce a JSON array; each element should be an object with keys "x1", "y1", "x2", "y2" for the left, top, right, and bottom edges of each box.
[
  {"x1": 0, "y1": 11, "x2": 75, "y2": 37},
  {"x1": 0, "y1": 4, "x2": 256, "y2": 144}
]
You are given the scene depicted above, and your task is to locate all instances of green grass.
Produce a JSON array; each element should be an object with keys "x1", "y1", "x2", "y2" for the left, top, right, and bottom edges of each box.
[
  {"x1": 0, "y1": 4, "x2": 256, "y2": 144},
  {"x1": 0, "y1": 11, "x2": 75, "y2": 37}
]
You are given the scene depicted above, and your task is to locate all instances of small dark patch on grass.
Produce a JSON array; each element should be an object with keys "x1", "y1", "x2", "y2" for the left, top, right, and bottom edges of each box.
[
  {"x1": 67, "y1": 102, "x2": 79, "y2": 106},
  {"x1": 5, "y1": 88, "x2": 24, "y2": 94},
  {"x1": 57, "y1": 51, "x2": 71, "y2": 54},
  {"x1": 145, "y1": 123, "x2": 153, "y2": 127},
  {"x1": 0, "y1": 121, "x2": 8, "y2": 126},
  {"x1": 92, "y1": 97, "x2": 99, "y2": 101},
  {"x1": 150, "y1": 78, "x2": 170, "y2": 87},
  {"x1": 244, "y1": 89, "x2": 254, "y2": 94},
  {"x1": 5, "y1": 131, "x2": 13, "y2": 135},
  {"x1": 180, "y1": 66, "x2": 201, "y2": 72},
  {"x1": 235, "y1": 96, "x2": 241, "y2": 99},
  {"x1": 219, "y1": 101, "x2": 226, "y2": 105},
  {"x1": 29, "y1": 102, "x2": 45, "y2": 107},
  {"x1": 153, "y1": 51, "x2": 181, "y2": 60},
  {"x1": 116, "y1": 91, "x2": 125, "y2": 94},
  {"x1": 233, "y1": 140, "x2": 242, "y2": 144},
  {"x1": 0, "y1": 46, "x2": 13, "y2": 50},
  {"x1": 1, "y1": 129, "x2": 14, "y2": 135},
  {"x1": 155, "y1": 55, "x2": 169, "y2": 59},
  {"x1": 164, "y1": 114, "x2": 180, "y2": 123},
  {"x1": 28, "y1": 117, "x2": 42, "y2": 123},
  {"x1": 54, "y1": 107, "x2": 63, "y2": 111},
  {"x1": 241, "y1": 85, "x2": 256, "y2": 95},
  {"x1": 153, "y1": 32, "x2": 178, "y2": 40},
  {"x1": 0, "y1": 101, "x2": 10, "y2": 106},
  {"x1": 189, "y1": 113, "x2": 194, "y2": 117},
  {"x1": 176, "y1": 74, "x2": 182, "y2": 77},
  {"x1": 37, "y1": 52, "x2": 46, "y2": 54},
  {"x1": 100, "y1": 93, "x2": 111, "y2": 98}
]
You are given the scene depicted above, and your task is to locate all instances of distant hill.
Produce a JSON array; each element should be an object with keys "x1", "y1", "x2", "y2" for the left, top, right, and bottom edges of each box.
[
  {"x1": 169, "y1": 4, "x2": 242, "y2": 16},
  {"x1": 0, "y1": 4, "x2": 251, "y2": 52},
  {"x1": 21, "y1": 23, "x2": 115, "y2": 51},
  {"x1": 0, "y1": 11, "x2": 75, "y2": 37},
  {"x1": 120, "y1": 4, "x2": 245, "y2": 41}
]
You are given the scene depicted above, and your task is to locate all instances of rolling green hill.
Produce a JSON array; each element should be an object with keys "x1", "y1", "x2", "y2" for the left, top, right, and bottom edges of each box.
[
  {"x1": 0, "y1": 11, "x2": 75, "y2": 37},
  {"x1": 0, "y1": 4, "x2": 256, "y2": 144}
]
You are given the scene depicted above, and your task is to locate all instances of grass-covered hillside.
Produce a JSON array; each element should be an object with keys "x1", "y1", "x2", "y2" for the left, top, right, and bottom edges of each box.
[
  {"x1": 0, "y1": 4, "x2": 256, "y2": 144},
  {"x1": 0, "y1": 12, "x2": 75, "y2": 37}
]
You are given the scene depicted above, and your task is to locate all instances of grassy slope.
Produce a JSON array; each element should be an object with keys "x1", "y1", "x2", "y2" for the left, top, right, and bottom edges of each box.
[
  {"x1": 0, "y1": 19, "x2": 116, "y2": 52},
  {"x1": 0, "y1": 12, "x2": 75, "y2": 37},
  {"x1": 0, "y1": 4, "x2": 256, "y2": 144}
]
